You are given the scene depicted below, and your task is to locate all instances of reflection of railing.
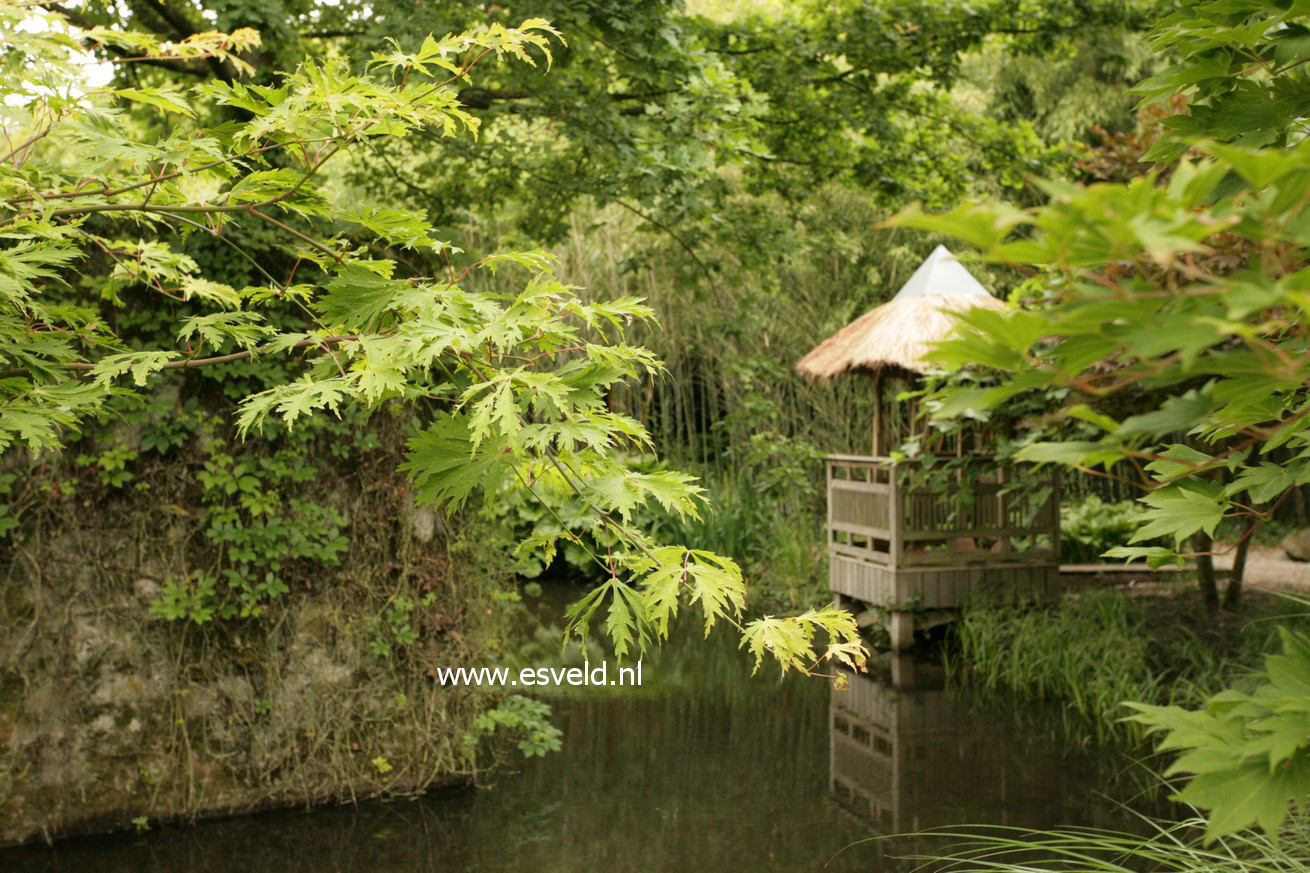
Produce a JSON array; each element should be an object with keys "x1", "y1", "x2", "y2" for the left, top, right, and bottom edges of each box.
[
  {"x1": 826, "y1": 454, "x2": 1060, "y2": 613},
  {"x1": 832, "y1": 666, "x2": 983, "y2": 832},
  {"x1": 830, "y1": 667, "x2": 1090, "y2": 834},
  {"x1": 830, "y1": 672, "x2": 900, "y2": 828}
]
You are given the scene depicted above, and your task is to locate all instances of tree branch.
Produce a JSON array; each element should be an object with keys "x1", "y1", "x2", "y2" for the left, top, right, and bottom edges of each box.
[
  {"x1": 456, "y1": 87, "x2": 532, "y2": 109},
  {"x1": 42, "y1": 2, "x2": 212, "y2": 77},
  {"x1": 122, "y1": 0, "x2": 230, "y2": 81},
  {"x1": 455, "y1": 86, "x2": 674, "y2": 111},
  {"x1": 0, "y1": 336, "x2": 358, "y2": 380},
  {"x1": 132, "y1": 0, "x2": 198, "y2": 41}
]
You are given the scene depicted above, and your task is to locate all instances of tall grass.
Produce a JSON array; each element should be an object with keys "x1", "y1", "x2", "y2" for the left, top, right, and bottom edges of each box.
[
  {"x1": 948, "y1": 592, "x2": 1164, "y2": 746},
  {"x1": 947, "y1": 589, "x2": 1299, "y2": 747},
  {"x1": 903, "y1": 817, "x2": 1310, "y2": 872}
]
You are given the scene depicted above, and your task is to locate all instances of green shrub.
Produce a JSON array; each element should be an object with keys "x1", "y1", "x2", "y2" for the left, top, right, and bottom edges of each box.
[
  {"x1": 462, "y1": 695, "x2": 564, "y2": 760},
  {"x1": 1060, "y1": 495, "x2": 1148, "y2": 564}
]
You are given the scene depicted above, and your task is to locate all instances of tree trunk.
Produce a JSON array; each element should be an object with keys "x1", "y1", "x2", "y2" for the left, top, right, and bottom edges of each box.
[
  {"x1": 1223, "y1": 530, "x2": 1251, "y2": 610},
  {"x1": 1193, "y1": 532, "x2": 1219, "y2": 613}
]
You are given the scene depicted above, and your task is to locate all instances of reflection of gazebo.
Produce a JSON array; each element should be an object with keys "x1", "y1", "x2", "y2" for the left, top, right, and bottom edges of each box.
[
  {"x1": 797, "y1": 246, "x2": 1060, "y2": 649},
  {"x1": 830, "y1": 663, "x2": 1095, "y2": 835}
]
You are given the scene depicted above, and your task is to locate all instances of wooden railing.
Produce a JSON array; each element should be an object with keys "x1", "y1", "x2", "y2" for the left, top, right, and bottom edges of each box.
[
  {"x1": 827, "y1": 455, "x2": 897, "y2": 567},
  {"x1": 827, "y1": 454, "x2": 1059, "y2": 570}
]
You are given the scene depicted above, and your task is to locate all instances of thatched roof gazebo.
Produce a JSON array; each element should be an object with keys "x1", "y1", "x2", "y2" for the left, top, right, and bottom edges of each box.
[
  {"x1": 798, "y1": 245, "x2": 1059, "y2": 650},
  {"x1": 797, "y1": 244, "x2": 1005, "y2": 380},
  {"x1": 797, "y1": 245, "x2": 1006, "y2": 456}
]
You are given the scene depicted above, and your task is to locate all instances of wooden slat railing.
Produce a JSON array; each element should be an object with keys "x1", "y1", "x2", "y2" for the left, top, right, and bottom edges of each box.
[{"x1": 826, "y1": 455, "x2": 1059, "y2": 570}]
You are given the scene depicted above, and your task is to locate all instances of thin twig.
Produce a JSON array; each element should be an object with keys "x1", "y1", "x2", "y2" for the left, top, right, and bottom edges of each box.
[{"x1": 0, "y1": 335, "x2": 357, "y2": 380}]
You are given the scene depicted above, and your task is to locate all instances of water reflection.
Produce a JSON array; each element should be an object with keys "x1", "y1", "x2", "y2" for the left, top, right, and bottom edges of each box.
[
  {"x1": 830, "y1": 655, "x2": 1132, "y2": 840},
  {"x1": 2, "y1": 599, "x2": 1145, "y2": 873}
]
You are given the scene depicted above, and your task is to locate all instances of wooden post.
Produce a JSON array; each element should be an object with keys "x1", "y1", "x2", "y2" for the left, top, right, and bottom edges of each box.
[
  {"x1": 889, "y1": 653, "x2": 917, "y2": 689},
  {"x1": 826, "y1": 458, "x2": 834, "y2": 558},
  {"x1": 889, "y1": 468, "x2": 901, "y2": 568},
  {"x1": 873, "y1": 369, "x2": 884, "y2": 456},
  {"x1": 1052, "y1": 471, "x2": 1061, "y2": 560},
  {"x1": 889, "y1": 611, "x2": 914, "y2": 651}
]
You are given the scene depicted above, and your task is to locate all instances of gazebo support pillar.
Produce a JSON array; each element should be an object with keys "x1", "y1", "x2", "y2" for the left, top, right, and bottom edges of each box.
[
  {"x1": 888, "y1": 611, "x2": 914, "y2": 651},
  {"x1": 872, "y1": 369, "x2": 884, "y2": 456}
]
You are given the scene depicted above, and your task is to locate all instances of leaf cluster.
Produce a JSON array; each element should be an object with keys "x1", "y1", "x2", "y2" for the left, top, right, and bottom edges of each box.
[{"x1": 0, "y1": 5, "x2": 864, "y2": 680}]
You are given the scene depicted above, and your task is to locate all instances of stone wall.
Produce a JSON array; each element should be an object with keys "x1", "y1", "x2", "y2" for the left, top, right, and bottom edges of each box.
[{"x1": 0, "y1": 454, "x2": 504, "y2": 846}]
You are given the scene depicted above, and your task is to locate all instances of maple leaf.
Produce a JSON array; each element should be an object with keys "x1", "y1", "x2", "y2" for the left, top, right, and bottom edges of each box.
[{"x1": 400, "y1": 412, "x2": 511, "y2": 512}]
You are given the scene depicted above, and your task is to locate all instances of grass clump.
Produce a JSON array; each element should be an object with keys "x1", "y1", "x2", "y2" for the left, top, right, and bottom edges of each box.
[
  {"x1": 905, "y1": 817, "x2": 1310, "y2": 871},
  {"x1": 947, "y1": 587, "x2": 1303, "y2": 746}
]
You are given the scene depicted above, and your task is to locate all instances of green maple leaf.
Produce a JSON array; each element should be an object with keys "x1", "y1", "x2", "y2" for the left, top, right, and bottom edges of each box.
[
  {"x1": 685, "y1": 551, "x2": 745, "y2": 635},
  {"x1": 400, "y1": 412, "x2": 511, "y2": 512},
  {"x1": 631, "y1": 471, "x2": 705, "y2": 519},
  {"x1": 586, "y1": 471, "x2": 641, "y2": 521},
  {"x1": 89, "y1": 351, "x2": 181, "y2": 387},
  {"x1": 341, "y1": 206, "x2": 438, "y2": 250},
  {"x1": 314, "y1": 263, "x2": 405, "y2": 331},
  {"x1": 637, "y1": 548, "x2": 687, "y2": 638},
  {"x1": 1227, "y1": 463, "x2": 1295, "y2": 504},
  {"x1": 1131, "y1": 483, "x2": 1225, "y2": 544}
]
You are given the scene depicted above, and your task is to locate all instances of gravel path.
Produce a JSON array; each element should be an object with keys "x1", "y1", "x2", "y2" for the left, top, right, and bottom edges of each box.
[
  {"x1": 1061, "y1": 548, "x2": 1310, "y2": 591},
  {"x1": 1214, "y1": 548, "x2": 1310, "y2": 590}
]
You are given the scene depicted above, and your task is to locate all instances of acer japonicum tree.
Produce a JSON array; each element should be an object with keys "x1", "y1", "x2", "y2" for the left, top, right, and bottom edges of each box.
[
  {"x1": 888, "y1": 0, "x2": 1310, "y2": 840},
  {"x1": 0, "y1": 5, "x2": 865, "y2": 679},
  {"x1": 56, "y1": 0, "x2": 1148, "y2": 241}
]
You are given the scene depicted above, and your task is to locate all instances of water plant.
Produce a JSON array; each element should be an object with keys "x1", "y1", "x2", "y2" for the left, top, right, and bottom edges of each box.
[
  {"x1": 905, "y1": 817, "x2": 1310, "y2": 872},
  {"x1": 948, "y1": 589, "x2": 1301, "y2": 748}
]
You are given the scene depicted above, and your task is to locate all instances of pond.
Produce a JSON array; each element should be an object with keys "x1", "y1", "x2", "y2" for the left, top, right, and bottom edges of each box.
[{"x1": 1, "y1": 585, "x2": 1152, "y2": 872}]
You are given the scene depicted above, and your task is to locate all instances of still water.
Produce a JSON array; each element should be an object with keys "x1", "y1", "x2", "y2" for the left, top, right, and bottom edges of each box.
[{"x1": 2, "y1": 588, "x2": 1148, "y2": 872}]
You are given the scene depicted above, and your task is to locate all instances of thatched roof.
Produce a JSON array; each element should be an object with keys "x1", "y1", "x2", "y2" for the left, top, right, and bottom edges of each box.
[{"x1": 795, "y1": 245, "x2": 1006, "y2": 380}]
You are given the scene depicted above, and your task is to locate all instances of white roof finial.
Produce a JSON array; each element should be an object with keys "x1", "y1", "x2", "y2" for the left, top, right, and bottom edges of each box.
[{"x1": 892, "y1": 245, "x2": 992, "y2": 301}]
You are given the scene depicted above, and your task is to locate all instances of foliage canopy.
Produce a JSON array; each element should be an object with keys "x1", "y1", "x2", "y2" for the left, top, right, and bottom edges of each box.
[{"x1": 0, "y1": 3, "x2": 864, "y2": 678}]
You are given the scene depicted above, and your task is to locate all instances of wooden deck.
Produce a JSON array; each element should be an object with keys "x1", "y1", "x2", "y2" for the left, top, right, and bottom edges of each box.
[{"x1": 826, "y1": 454, "x2": 1061, "y2": 645}]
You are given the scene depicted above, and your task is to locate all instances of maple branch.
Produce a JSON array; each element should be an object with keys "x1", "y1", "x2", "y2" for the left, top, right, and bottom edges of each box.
[{"x1": 0, "y1": 336, "x2": 358, "y2": 380}]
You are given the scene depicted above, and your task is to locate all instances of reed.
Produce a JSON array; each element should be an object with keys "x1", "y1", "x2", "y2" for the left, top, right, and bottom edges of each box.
[
  {"x1": 946, "y1": 589, "x2": 1303, "y2": 747},
  {"x1": 904, "y1": 817, "x2": 1310, "y2": 872}
]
